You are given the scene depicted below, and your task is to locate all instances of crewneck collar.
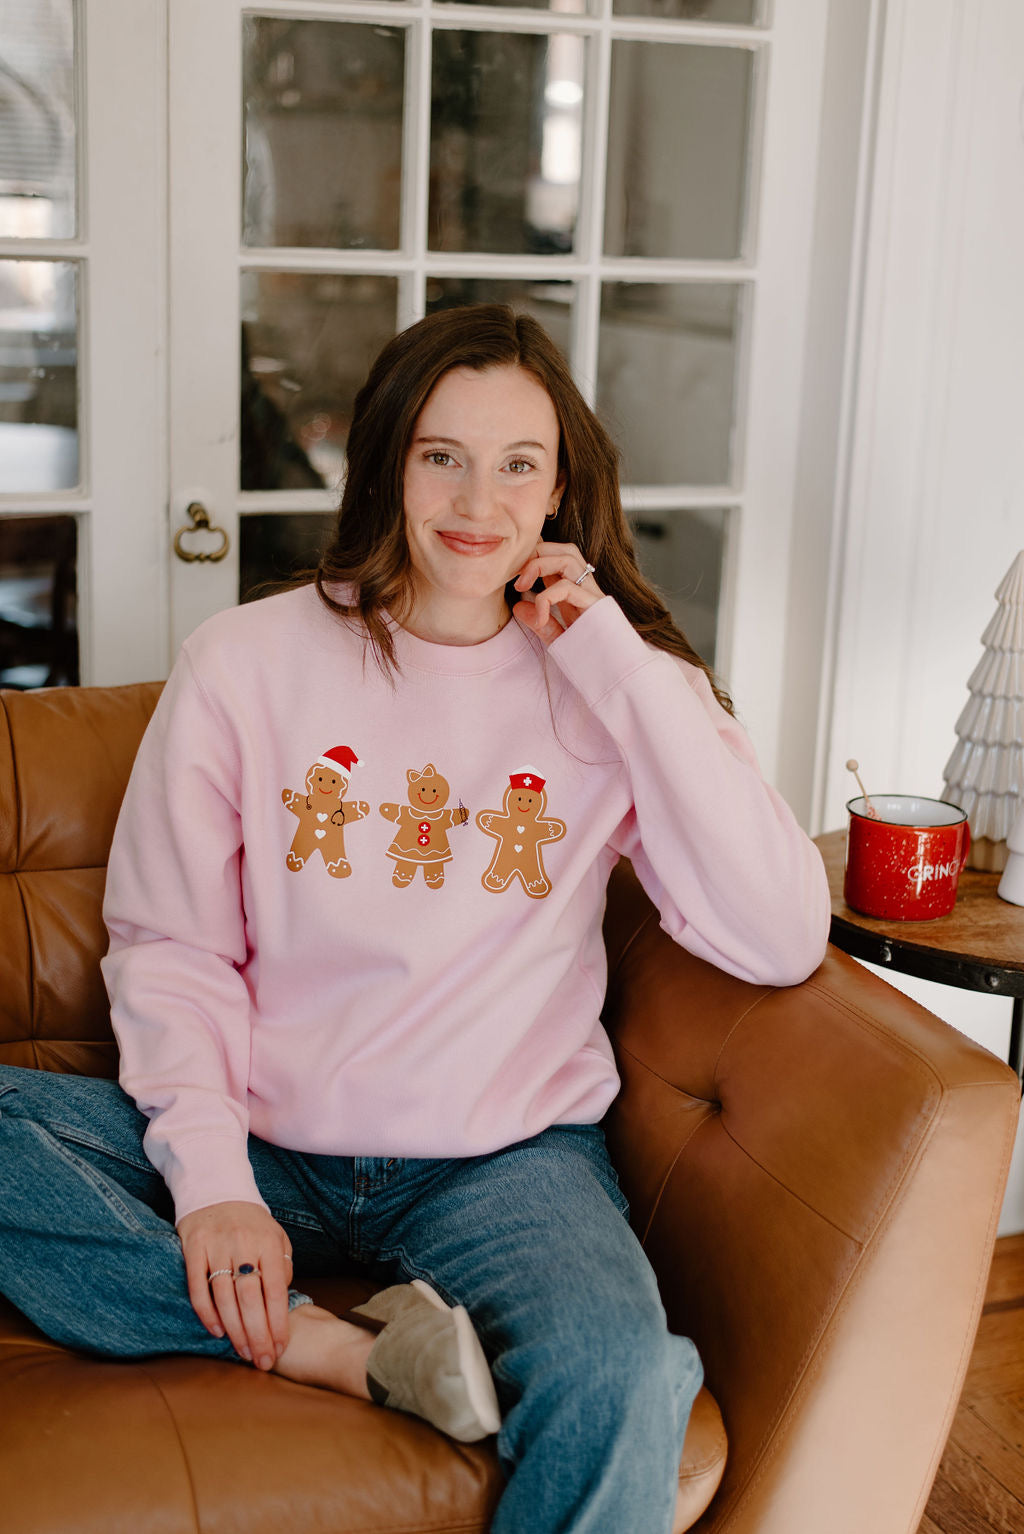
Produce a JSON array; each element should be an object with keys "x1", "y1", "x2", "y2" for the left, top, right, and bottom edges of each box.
[
  {"x1": 314, "y1": 581, "x2": 536, "y2": 675},
  {"x1": 390, "y1": 612, "x2": 534, "y2": 675}
]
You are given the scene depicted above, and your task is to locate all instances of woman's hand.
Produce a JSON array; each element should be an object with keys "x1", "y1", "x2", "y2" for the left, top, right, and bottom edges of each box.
[
  {"x1": 177, "y1": 1200, "x2": 294, "y2": 1372},
  {"x1": 512, "y1": 540, "x2": 603, "y2": 647}
]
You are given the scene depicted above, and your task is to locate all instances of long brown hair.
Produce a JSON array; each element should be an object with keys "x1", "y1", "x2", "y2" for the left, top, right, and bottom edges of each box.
[{"x1": 316, "y1": 304, "x2": 733, "y2": 713}]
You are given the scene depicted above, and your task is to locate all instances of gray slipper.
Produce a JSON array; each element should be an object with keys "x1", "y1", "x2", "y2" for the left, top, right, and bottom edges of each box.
[{"x1": 347, "y1": 1279, "x2": 501, "y2": 1443}]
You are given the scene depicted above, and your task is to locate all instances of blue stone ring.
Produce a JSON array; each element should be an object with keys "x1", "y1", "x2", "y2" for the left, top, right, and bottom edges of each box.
[{"x1": 235, "y1": 1262, "x2": 258, "y2": 1277}]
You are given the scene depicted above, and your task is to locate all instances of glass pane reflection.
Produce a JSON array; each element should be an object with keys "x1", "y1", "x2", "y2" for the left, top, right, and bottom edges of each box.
[
  {"x1": 243, "y1": 17, "x2": 405, "y2": 250},
  {"x1": 240, "y1": 271, "x2": 398, "y2": 490},
  {"x1": 430, "y1": 31, "x2": 585, "y2": 255},
  {"x1": 598, "y1": 283, "x2": 742, "y2": 486},
  {"x1": 630, "y1": 507, "x2": 725, "y2": 670},
  {"x1": 436, "y1": 0, "x2": 586, "y2": 10},
  {"x1": 0, "y1": 513, "x2": 78, "y2": 688},
  {"x1": 613, "y1": 0, "x2": 762, "y2": 20},
  {"x1": 0, "y1": 259, "x2": 78, "y2": 492},
  {"x1": 425, "y1": 279, "x2": 573, "y2": 359},
  {"x1": 240, "y1": 512, "x2": 335, "y2": 606},
  {"x1": 0, "y1": 0, "x2": 77, "y2": 240},
  {"x1": 604, "y1": 42, "x2": 753, "y2": 260}
]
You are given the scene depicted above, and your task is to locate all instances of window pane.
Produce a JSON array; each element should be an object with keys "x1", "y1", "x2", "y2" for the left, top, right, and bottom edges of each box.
[
  {"x1": 613, "y1": 0, "x2": 763, "y2": 20},
  {"x1": 0, "y1": 259, "x2": 78, "y2": 492},
  {"x1": 425, "y1": 278, "x2": 574, "y2": 359},
  {"x1": 0, "y1": 513, "x2": 78, "y2": 688},
  {"x1": 604, "y1": 42, "x2": 753, "y2": 260},
  {"x1": 598, "y1": 283, "x2": 742, "y2": 485},
  {"x1": 243, "y1": 17, "x2": 405, "y2": 251},
  {"x1": 430, "y1": 31, "x2": 585, "y2": 255},
  {"x1": 240, "y1": 271, "x2": 398, "y2": 490},
  {"x1": 0, "y1": 0, "x2": 77, "y2": 239},
  {"x1": 436, "y1": 0, "x2": 586, "y2": 10},
  {"x1": 630, "y1": 507, "x2": 726, "y2": 669},
  {"x1": 240, "y1": 512, "x2": 335, "y2": 605}
]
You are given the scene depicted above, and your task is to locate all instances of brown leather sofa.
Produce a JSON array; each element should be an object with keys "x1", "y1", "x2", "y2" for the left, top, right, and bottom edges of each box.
[{"x1": 0, "y1": 681, "x2": 1019, "y2": 1534}]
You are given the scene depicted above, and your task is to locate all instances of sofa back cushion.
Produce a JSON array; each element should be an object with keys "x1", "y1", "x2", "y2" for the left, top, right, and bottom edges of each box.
[{"x1": 0, "y1": 683, "x2": 163, "y2": 1075}]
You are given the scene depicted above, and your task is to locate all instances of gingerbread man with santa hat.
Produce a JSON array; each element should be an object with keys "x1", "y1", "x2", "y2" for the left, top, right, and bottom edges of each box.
[{"x1": 282, "y1": 746, "x2": 369, "y2": 878}]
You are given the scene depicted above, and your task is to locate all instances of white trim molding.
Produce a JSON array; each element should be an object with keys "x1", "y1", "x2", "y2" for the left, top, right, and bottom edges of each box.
[{"x1": 817, "y1": 0, "x2": 1024, "y2": 833}]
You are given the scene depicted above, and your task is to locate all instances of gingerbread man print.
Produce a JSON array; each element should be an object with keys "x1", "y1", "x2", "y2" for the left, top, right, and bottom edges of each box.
[
  {"x1": 282, "y1": 746, "x2": 369, "y2": 879},
  {"x1": 379, "y1": 763, "x2": 469, "y2": 889},
  {"x1": 476, "y1": 767, "x2": 566, "y2": 899}
]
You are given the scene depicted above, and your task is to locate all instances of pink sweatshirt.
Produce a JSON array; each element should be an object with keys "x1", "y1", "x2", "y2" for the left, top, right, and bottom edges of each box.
[{"x1": 102, "y1": 585, "x2": 830, "y2": 1222}]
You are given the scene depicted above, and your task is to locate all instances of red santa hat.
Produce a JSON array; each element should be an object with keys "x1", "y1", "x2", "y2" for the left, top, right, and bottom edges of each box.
[
  {"x1": 509, "y1": 766, "x2": 545, "y2": 791},
  {"x1": 318, "y1": 746, "x2": 359, "y2": 773}
]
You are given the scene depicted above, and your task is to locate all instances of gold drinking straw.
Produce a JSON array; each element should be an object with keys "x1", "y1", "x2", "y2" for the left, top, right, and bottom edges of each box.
[{"x1": 846, "y1": 759, "x2": 879, "y2": 819}]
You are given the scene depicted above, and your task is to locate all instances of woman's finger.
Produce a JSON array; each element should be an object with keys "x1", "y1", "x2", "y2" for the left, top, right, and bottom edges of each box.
[
  {"x1": 512, "y1": 591, "x2": 564, "y2": 647},
  {"x1": 181, "y1": 1239, "x2": 225, "y2": 1339},
  {"x1": 532, "y1": 539, "x2": 599, "y2": 586},
  {"x1": 208, "y1": 1268, "x2": 251, "y2": 1360},
  {"x1": 513, "y1": 552, "x2": 599, "y2": 593},
  {"x1": 534, "y1": 578, "x2": 600, "y2": 631},
  {"x1": 233, "y1": 1262, "x2": 277, "y2": 1369},
  {"x1": 260, "y1": 1244, "x2": 293, "y2": 1360},
  {"x1": 534, "y1": 538, "x2": 585, "y2": 561}
]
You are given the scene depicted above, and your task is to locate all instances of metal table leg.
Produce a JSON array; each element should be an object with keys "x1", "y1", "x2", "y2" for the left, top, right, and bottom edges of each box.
[{"x1": 1011, "y1": 996, "x2": 1024, "y2": 1093}]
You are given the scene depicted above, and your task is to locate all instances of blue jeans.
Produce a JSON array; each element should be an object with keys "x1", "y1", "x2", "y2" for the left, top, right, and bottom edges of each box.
[{"x1": 0, "y1": 1064, "x2": 701, "y2": 1534}]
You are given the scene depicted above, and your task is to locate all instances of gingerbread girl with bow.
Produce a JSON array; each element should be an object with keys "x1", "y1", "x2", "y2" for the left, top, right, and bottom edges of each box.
[{"x1": 379, "y1": 763, "x2": 469, "y2": 889}]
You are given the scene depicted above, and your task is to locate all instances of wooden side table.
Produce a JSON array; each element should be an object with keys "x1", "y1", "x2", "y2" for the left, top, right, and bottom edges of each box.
[{"x1": 814, "y1": 830, "x2": 1024, "y2": 1086}]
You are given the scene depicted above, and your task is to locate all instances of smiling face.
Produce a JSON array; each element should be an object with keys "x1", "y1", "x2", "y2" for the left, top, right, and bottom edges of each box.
[
  {"x1": 402, "y1": 364, "x2": 563, "y2": 634},
  {"x1": 407, "y1": 766, "x2": 450, "y2": 810},
  {"x1": 308, "y1": 765, "x2": 346, "y2": 803},
  {"x1": 507, "y1": 786, "x2": 542, "y2": 818}
]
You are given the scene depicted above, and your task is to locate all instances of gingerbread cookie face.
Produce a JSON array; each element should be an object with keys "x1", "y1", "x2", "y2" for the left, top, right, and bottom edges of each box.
[
  {"x1": 379, "y1": 762, "x2": 469, "y2": 890},
  {"x1": 406, "y1": 765, "x2": 450, "y2": 812},
  {"x1": 476, "y1": 766, "x2": 566, "y2": 899},
  {"x1": 282, "y1": 745, "x2": 369, "y2": 879}
]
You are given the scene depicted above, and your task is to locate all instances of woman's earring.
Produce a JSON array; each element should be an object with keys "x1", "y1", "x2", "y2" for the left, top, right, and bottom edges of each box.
[{"x1": 546, "y1": 499, "x2": 561, "y2": 520}]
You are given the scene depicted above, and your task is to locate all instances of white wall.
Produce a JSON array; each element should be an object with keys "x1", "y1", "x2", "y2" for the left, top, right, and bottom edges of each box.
[
  {"x1": 820, "y1": 0, "x2": 1024, "y2": 831},
  {"x1": 777, "y1": 0, "x2": 878, "y2": 826},
  {"x1": 816, "y1": 0, "x2": 1024, "y2": 1230}
]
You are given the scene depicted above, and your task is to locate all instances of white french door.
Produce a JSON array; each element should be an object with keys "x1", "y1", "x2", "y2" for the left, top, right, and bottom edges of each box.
[
  {"x1": 164, "y1": 0, "x2": 830, "y2": 783},
  {"x1": 0, "y1": 0, "x2": 834, "y2": 793},
  {"x1": 0, "y1": 0, "x2": 166, "y2": 687}
]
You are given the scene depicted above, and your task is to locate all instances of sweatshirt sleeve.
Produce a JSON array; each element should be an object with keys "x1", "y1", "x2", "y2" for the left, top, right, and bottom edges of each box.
[
  {"x1": 547, "y1": 597, "x2": 831, "y2": 986},
  {"x1": 101, "y1": 647, "x2": 269, "y2": 1224}
]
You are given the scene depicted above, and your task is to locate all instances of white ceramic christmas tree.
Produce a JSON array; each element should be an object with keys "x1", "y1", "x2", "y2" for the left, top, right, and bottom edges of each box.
[
  {"x1": 942, "y1": 550, "x2": 1024, "y2": 872},
  {"x1": 998, "y1": 801, "x2": 1024, "y2": 905}
]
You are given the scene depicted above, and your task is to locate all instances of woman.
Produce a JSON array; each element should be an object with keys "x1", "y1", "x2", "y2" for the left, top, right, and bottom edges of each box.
[{"x1": 0, "y1": 306, "x2": 830, "y2": 1533}]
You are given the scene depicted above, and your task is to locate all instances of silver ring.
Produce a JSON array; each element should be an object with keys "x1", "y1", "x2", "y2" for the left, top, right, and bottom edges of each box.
[
  {"x1": 207, "y1": 1268, "x2": 233, "y2": 1282},
  {"x1": 574, "y1": 562, "x2": 596, "y2": 586}
]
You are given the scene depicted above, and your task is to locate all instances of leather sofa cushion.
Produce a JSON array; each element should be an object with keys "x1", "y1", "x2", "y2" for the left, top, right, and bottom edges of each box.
[{"x1": 0, "y1": 1274, "x2": 726, "y2": 1534}]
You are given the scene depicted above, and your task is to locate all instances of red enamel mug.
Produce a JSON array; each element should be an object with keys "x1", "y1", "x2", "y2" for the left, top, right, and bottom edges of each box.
[{"x1": 844, "y1": 796, "x2": 971, "y2": 921}]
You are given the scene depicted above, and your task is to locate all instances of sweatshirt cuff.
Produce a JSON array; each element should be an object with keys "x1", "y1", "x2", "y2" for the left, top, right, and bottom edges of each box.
[
  {"x1": 547, "y1": 596, "x2": 659, "y2": 707},
  {"x1": 156, "y1": 1133, "x2": 269, "y2": 1225}
]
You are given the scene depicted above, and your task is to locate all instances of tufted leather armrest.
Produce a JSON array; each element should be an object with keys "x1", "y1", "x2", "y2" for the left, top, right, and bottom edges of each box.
[
  {"x1": 0, "y1": 683, "x2": 164, "y2": 1075},
  {"x1": 600, "y1": 861, "x2": 1020, "y2": 1534}
]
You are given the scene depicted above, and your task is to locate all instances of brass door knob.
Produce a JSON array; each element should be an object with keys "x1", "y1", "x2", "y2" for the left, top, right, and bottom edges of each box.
[{"x1": 173, "y1": 502, "x2": 230, "y2": 563}]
